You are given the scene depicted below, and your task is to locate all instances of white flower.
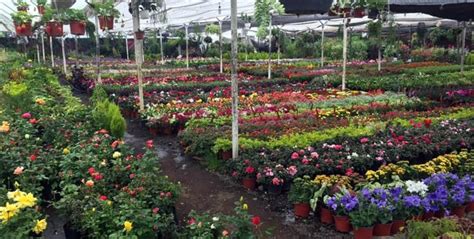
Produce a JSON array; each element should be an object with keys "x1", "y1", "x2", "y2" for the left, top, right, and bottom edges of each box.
[
  {"x1": 352, "y1": 152, "x2": 359, "y2": 157},
  {"x1": 405, "y1": 180, "x2": 428, "y2": 196},
  {"x1": 210, "y1": 224, "x2": 216, "y2": 229},
  {"x1": 346, "y1": 156, "x2": 352, "y2": 160},
  {"x1": 212, "y1": 217, "x2": 219, "y2": 222},
  {"x1": 25, "y1": 134, "x2": 31, "y2": 139},
  {"x1": 112, "y1": 151, "x2": 122, "y2": 159}
]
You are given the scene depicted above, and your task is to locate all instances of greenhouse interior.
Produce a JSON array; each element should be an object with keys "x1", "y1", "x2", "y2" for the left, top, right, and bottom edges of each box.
[{"x1": 0, "y1": 0, "x2": 473, "y2": 238}]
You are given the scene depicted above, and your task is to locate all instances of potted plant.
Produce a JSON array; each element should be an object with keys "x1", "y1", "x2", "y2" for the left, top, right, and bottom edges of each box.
[
  {"x1": 310, "y1": 179, "x2": 331, "y2": 224},
  {"x1": 349, "y1": 193, "x2": 377, "y2": 239},
  {"x1": 448, "y1": 175, "x2": 471, "y2": 218},
  {"x1": 42, "y1": 7, "x2": 64, "y2": 37},
  {"x1": 370, "y1": 188, "x2": 394, "y2": 236},
  {"x1": 324, "y1": 188, "x2": 357, "y2": 232},
  {"x1": 93, "y1": 0, "x2": 120, "y2": 30},
  {"x1": 64, "y1": 9, "x2": 87, "y2": 36},
  {"x1": 15, "y1": 0, "x2": 29, "y2": 12},
  {"x1": 232, "y1": 159, "x2": 257, "y2": 190},
  {"x1": 288, "y1": 176, "x2": 314, "y2": 218},
  {"x1": 279, "y1": 0, "x2": 333, "y2": 15},
  {"x1": 36, "y1": 0, "x2": 47, "y2": 15},
  {"x1": 390, "y1": 187, "x2": 410, "y2": 235},
  {"x1": 11, "y1": 11, "x2": 33, "y2": 36},
  {"x1": 353, "y1": 0, "x2": 367, "y2": 17}
]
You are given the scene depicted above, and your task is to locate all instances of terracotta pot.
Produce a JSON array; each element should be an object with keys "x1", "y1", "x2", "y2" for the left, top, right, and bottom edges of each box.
[
  {"x1": 242, "y1": 178, "x2": 256, "y2": 190},
  {"x1": 334, "y1": 215, "x2": 352, "y2": 233},
  {"x1": 98, "y1": 16, "x2": 114, "y2": 30},
  {"x1": 46, "y1": 21, "x2": 63, "y2": 37},
  {"x1": 450, "y1": 205, "x2": 466, "y2": 218},
  {"x1": 220, "y1": 150, "x2": 232, "y2": 160},
  {"x1": 352, "y1": 8, "x2": 366, "y2": 17},
  {"x1": 38, "y1": 5, "x2": 45, "y2": 15},
  {"x1": 14, "y1": 22, "x2": 32, "y2": 37},
  {"x1": 373, "y1": 222, "x2": 392, "y2": 236},
  {"x1": 434, "y1": 210, "x2": 445, "y2": 218},
  {"x1": 390, "y1": 219, "x2": 405, "y2": 235},
  {"x1": 320, "y1": 207, "x2": 334, "y2": 224},
  {"x1": 135, "y1": 31, "x2": 145, "y2": 40},
  {"x1": 294, "y1": 203, "x2": 310, "y2": 218},
  {"x1": 466, "y1": 201, "x2": 474, "y2": 212},
  {"x1": 422, "y1": 211, "x2": 434, "y2": 221},
  {"x1": 70, "y1": 20, "x2": 86, "y2": 35},
  {"x1": 354, "y1": 226, "x2": 373, "y2": 239}
]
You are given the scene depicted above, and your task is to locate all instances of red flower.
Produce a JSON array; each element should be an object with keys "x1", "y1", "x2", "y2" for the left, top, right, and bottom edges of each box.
[
  {"x1": 98, "y1": 129, "x2": 108, "y2": 134},
  {"x1": 129, "y1": 173, "x2": 136, "y2": 179},
  {"x1": 29, "y1": 118, "x2": 38, "y2": 124},
  {"x1": 88, "y1": 167, "x2": 96, "y2": 175},
  {"x1": 345, "y1": 168, "x2": 354, "y2": 176},
  {"x1": 251, "y1": 216, "x2": 261, "y2": 227},
  {"x1": 188, "y1": 217, "x2": 196, "y2": 225},
  {"x1": 99, "y1": 195, "x2": 108, "y2": 201},
  {"x1": 245, "y1": 166, "x2": 255, "y2": 174},
  {"x1": 423, "y1": 118, "x2": 432, "y2": 128},
  {"x1": 152, "y1": 207, "x2": 160, "y2": 214},
  {"x1": 94, "y1": 173, "x2": 103, "y2": 181},
  {"x1": 146, "y1": 140, "x2": 154, "y2": 149},
  {"x1": 21, "y1": 112, "x2": 31, "y2": 119},
  {"x1": 291, "y1": 152, "x2": 299, "y2": 160},
  {"x1": 30, "y1": 154, "x2": 37, "y2": 161}
]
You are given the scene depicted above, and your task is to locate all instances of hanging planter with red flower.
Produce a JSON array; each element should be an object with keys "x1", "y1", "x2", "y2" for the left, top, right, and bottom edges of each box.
[
  {"x1": 46, "y1": 21, "x2": 64, "y2": 37},
  {"x1": 98, "y1": 16, "x2": 114, "y2": 30},
  {"x1": 11, "y1": 11, "x2": 33, "y2": 37},
  {"x1": 65, "y1": 9, "x2": 87, "y2": 35},
  {"x1": 94, "y1": 0, "x2": 120, "y2": 31}
]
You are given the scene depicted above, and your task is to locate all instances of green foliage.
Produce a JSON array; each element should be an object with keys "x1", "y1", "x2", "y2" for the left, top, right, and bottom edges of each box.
[
  {"x1": 36, "y1": 0, "x2": 47, "y2": 6},
  {"x1": 254, "y1": 0, "x2": 284, "y2": 38},
  {"x1": 204, "y1": 24, "x2": 220, "y2": 35},
  {"x1": 110, "y1": 112, "x2": 126, "y2": 138},
  {"x1": 288, "y1": 176, "x2": 315, "y2": 203},
  {"x1": 10, "y1": 11, "x2": 32, "y2": 24},
  {"x1": 467, "y1": 53, "x2": 474, "y2": 65},
  {"x1": 92, "y1": 94, "x2": 126, "y2": 138},
  {"x1": 64, "y1": 9, "x2": 87, "y2": 23},
  {"x1": 91, "y1": 85, "x2": 108, "y2": 104},
  {"x1": 93, "y1": 0, "x2": 120, "y2": 17},
  {"x1": 349, "y1": 203, "x2": 378, "y2": 228},
  {"x1": 406, "y1": 218, "x2": 461, "y2": 239},
  {"x1": 41, "y1": 6, "x2": 64, "y2": 22}
]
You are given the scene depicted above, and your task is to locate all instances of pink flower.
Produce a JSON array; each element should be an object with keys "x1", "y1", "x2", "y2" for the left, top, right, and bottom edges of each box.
[
  {"x1": 256, "y1": 173, "x2": 262, "y2": 180},
  {"x1": 152, "y1": 207, "x2": 160, "y2": 214},
  {"x1": 99, "y1": 195, "x2": 108, "y2": 201},
  {"x1": 298, "y1": 150, "x2": 305, "y2": 155},
  {"x1": 333, "y1": 145, "x2": 343, "y2": 150},
  {"x1": 291, "y1": 152, "x2": 299, "y2": 160},
  {"x1": 21, "y1": 112, "x2": 31, "y2": 119},
  {"x1": 245, "y1": 166, "x2": 255, "y2": 174},
  {"x1": 146, "y1": 140, "x2": 154, "y2": 149},
  {"x1": 345, "y1": 168, "x2": 353, "y2": 176},
  {"x1": 302, "y1": 158, "x2": 309, "y2": 165},
  {"x1": 272, "y1": 177, "x2": 282, "y2": 185},
  {"x1": 13, "y1": 166, "x2": 24, "y2": 175},
  {"x1": 360, "y1": 138, "x2": 369, "y2": 144},
  {"x1": 94, "y1": 173, "x2": 103, "y2": 181},
  {"x1": 287, "y1": 166, "x2": 298, "y2": 176},
  {"x1": 376, "y1": 157, "x2": 383, "y2": 161},
  {"x1": 232, "y1": 171, "x2": 238, "y2": 177},
  {"x1": 29, "y1": 118, "x2": 38, "y2": 124},
  {"x1": 88, "y1": 167, "x2": 96, "y2": 175},
  {"x1": 310, "y1": 152, "x2": 319, "y2": 159},
  {"x1": 129, "y1": 173, "x2": 136, "y2": 179}
]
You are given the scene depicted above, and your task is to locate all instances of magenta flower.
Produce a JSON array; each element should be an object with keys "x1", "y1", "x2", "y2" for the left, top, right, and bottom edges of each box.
[
  {"x1": 360, "y1": 138, "x2": 369, "y2": 144},
  {"x1": 291, "y1": 152, "x2": 299, "y2": 160}
]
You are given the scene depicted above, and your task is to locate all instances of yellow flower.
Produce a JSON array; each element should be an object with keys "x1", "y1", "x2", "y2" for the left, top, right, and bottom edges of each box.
[
  {"x1": 15, "y1": 192, "x2": 37, "y2": 208},
  {"x1": 112, "y1": 152, "x2": 122, "y2": 159},
  {"x1": 242, "y1": 204, "x2": 248, "y2": 210},
  {"x1": 0, "y1": 202, "x2": 19, "y2": 222},
  {"x1": 35, "y1": 98, "x2": 46, "y2": 105},
  {"x1": 32, "y1": 219, "x2": 47, "y2": 234},
  {"x1": 123, "y1": 220, "x2": 133, "y2": 233},
  {"x1": 7, "y1": 189, "x2": 25, "y2": 201},
  {"x1": 106, "y1": 200, "x2": 112, "y2": 206},
  {"x1": 63, "y1": 148, "x2": 70, "y2": 155}
]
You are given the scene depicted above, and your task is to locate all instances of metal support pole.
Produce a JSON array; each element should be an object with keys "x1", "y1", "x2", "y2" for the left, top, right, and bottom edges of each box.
[
  {"x1": 36, "y1": 42, "x2": 41, "y2": 63},
  {"x1": 132, "y1": 0, "x2": 144, "y2": 111},
  {"x1": 219, "y1": 20, "x2": 223, "y2": 73},
  {"x1": 125, "y1": 34, "x2": 130, "y2": 61},
  {"x1": 461, "y1": 21, "x2": 467, "y2": 73},
  {"x1": 75, "y1": 35, "x2": 79, "y2": 64},
  {"x1": 268, "y1": 13, "x2": 272, "y2": 79},
  {"x1": 94, "y1": 15, "x2": 102, "y2": 84},
  {"x1": 342, "y1": 18, "x2": 347, "y2": 90},
  {"x1": 320, "y1": 21, "x2": 325, "y2": 67},
  {"x1": 230, "y1": 0, "x2": 239, "y2": 159},
  {"x1": 185, "y1": 24, "x2": 189, "y2": 69},
  {"x1": 41, "y1": 32, "x2": 46, "y2": 62},
  {"x1": 61, "y1": 36, "x2": 67, "y2": 74},
  {"x1": 50, "y1": 36, "x2": 54, "y2": 67},
  {"x1": 159, "y1": 28, "x2": 164, "y2": 64}
]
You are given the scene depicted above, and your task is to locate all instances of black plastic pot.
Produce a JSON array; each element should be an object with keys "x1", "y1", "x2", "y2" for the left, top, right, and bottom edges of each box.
[{"x1": 279, "y1": 0, "x2": 333, "y2": 15}]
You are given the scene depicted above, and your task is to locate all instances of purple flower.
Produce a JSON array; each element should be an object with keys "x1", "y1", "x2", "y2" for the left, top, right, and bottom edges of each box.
[
  {"x1": 341, "y1": 194, "x2": 359, "y2": 212},
  {"x1": 404, "y1": 195, "x2": 421, "y2": 208}
]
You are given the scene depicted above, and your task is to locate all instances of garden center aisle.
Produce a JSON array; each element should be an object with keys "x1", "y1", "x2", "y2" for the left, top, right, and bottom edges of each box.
[{"x1": 123, "y1": 118, "x2": 348, "y2": 239}]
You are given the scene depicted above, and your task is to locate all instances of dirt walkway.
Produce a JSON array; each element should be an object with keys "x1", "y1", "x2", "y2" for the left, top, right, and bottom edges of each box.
[{"x1": 125, "y1": 119, "x2": 349, "y2": 239}]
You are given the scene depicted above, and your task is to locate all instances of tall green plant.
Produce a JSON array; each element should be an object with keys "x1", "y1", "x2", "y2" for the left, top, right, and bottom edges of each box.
[{"x1": 254, "y1": 0, "x2": 284, "y2": 38}]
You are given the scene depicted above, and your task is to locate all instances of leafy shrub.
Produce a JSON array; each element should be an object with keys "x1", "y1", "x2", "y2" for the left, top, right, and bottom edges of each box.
[
  {"x1": 467, "y1": 52, "x2": 474, "y2": 65},
  {"x1": 110, "y1": 113, "x2": 126, "y2": 138},
  {"x1": 92, "y1": 97, "x2": 126, "y2": 138}
]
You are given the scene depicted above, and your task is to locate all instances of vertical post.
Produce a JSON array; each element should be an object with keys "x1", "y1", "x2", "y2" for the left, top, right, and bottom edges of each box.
[
  {"x1": 159, "y1": 28, "x2": 164, "y2": 64},
  {"x1": 461, "y1": 21, "x2": 467, "y2": 73},
  {"x1": 321, "y1": 22, "x2": 325, "y2": 67},
  {"x1": 185, "y1": 24, "x2": 189, "y2": 69},
  {"x1": 125, "y1": 33, "x2": 130, "y2": 61},
  {"x1": 75, "y1": 35, "x2": 79, "y2": 65},
  {"x1": 36, "y1": 41, "x2": 41, "y2": 63},
  {"x1": 61, "y1": 36, "x2": 67, "y2": 74},
  {"x1": 95, "y1": 15, "x2": 102, "y2": 84},
  {"x1": 342, "y1": 18, "x2": 347, "y2": 90},
  {"x1": 132, "y1": 0, "x2": 145, "y2": 111},
  {"x1": 50, "y1": 36, "x2": 54, "y2": 67},
  {"x1": 41, "y1": 32, "x2": 46, "y2": 63},
  {"x1": 244, "y1": 23, "x2": 251, "y2": 62},
  {"x1": 219, "y1": 20, "x2": 223, "y2": 73},
  {"x1": 268, "y1": 13, "x2": 272, "y2": 79},
  {"x1": 230, "y1": 0, "x2": 238, "y2": 159}
]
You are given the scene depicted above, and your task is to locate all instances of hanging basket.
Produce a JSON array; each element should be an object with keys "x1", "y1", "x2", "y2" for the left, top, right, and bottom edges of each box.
[
  {"x1": 135, "y1": 30, "x2": 145, "y2": 40},
  {"x1": 37, "y1": 5, "x2": 45, "y2": 15},
  {"x1": 17, "y1": 6, "x2": 28, "y2": 12},
  {"x1": 46, "y1": 21, "x2": 63, "y2": 37},
  {"x1": 98, "y1": 16, "x2": 114, "y2": 30},
  {"x1": 279, "y1": 0, "x2": 333, "y2": 15},
  {"x1": 70, "y1": 20, "x2": 86, "y2": 35},
  {"x1": 14, "y1": 22, "x2": 32, "y2": 37}
]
